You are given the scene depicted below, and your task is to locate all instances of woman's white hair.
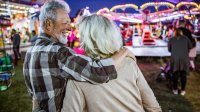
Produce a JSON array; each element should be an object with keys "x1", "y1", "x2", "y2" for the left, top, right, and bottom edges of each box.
[
  {"x1": 39, "y1": 0, "x2": 70, "y2": 32},
  {"x1": 77, "y1": 14, "x2": 122, "y2": 59}
]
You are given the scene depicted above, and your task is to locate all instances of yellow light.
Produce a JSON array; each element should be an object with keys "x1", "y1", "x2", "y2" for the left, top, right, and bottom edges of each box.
[
  {"x1": 103, "y1": 13, "x2": 112, "y2": 17},
  {"x1": 0, "y1": 4, "x2": 6, "y2": 6},
  {"x1": 71, "y1": 23, "x2": 75, "y2": 28},
  {"x1": 140, "y1": 2, "x2": 175, "y2": 10},
  {"x1": 97, "y1": 8, "x2": 110, "y2": 15},
  {"x1": 110, "y1": 4, "x2": 138, "y2": 12},
  {"x1": 15, "y1": 6, "x2": 19, "y2": 9},
  {"x1": 190, "y1": 8, "x2": 198, "y2": 12},
  {"x1": 184, "y1": 15, "x2": 193, "y2": 20},
  {"x1": 176, "y1": 2, "x2": 199, "y2": 9}
]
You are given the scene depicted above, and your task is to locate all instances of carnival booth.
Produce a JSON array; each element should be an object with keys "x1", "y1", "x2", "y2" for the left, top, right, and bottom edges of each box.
[
  {"x1": 0, "y1": 1, "x2": 40, "y2": 91},
  {"x1": 0, "y1": 16, "x2": 14, "y2": 91}
]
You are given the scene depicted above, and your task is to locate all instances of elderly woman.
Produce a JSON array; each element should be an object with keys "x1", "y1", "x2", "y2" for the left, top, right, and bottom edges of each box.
[{"x1": 61, "y1": 15, "x2": 161, "y2": 112}]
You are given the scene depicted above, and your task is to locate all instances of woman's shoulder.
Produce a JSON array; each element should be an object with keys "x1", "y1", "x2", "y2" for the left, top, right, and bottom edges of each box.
[
  {"x1": 181, "y1": 36, "x2": 191, "y2": 41},
  {"x1": 123, "y1": 57, "x2": 137, "y2": 68},
  {"x1": 119, "y1": 57, "x2": 139, "y2": 76}
]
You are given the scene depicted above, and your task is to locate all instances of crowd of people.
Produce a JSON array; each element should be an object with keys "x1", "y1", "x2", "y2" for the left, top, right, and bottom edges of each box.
[
  {"x1": 120, "y1": 20, "x2": 199, "y2": 43},
  {"x1": 119, "y1": 20, "x2": 198, "y2": 94}
]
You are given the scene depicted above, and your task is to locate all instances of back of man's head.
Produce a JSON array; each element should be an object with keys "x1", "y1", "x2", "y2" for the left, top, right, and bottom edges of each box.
[
  {"x1": 32, "y1": 30, "x2": 36, "y2": 35},
  {"x1": 39, "y1": 0, "x2": 70, "y2": 32},
  {"x1": 11, "y1": 29, "x2": 16, "y2": 35},
  {"x1": 179, "y1": 20, "x2": 185, "y2": 27}
]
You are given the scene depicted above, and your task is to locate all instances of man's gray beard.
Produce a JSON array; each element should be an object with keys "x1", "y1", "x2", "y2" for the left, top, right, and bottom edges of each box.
[
  {"x1": 58, "y1": 35, "x2": 68, "y2": 44},
  {"x1": 52, "y1": 28, "x2": 67, "y2": 44}
]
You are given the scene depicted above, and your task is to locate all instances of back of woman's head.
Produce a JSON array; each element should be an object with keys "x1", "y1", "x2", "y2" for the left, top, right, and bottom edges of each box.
[
  {"x1": 174, "y1": 28, "x2": 183, "y2": 37},
  {"x1": 77, "y1": 14, "x2": 122, "y2": 59}
]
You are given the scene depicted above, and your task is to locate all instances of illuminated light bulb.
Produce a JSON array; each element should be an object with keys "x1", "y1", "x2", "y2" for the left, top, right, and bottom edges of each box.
[
  {"x1": 71, "y1": 23, "x2": 75, "y2": 27},
  {"x1": 110, "y1": 4, "x2": 138, "y2": 12},
  {"x1": 97, "y1": 8, "x2": 110, "y2": 15},
  {"x1": 0, "y1": 4, "x2": 5, "y2": 6},
  {"x1": 140, "y1": 2, "x2": 174, "y2": 10},
  {"x1": 176, "y1": 2, "x2": 198, "y2": 9},
  {"x1": 30, "y1": 8, "x2": 35, "y2": 13}
]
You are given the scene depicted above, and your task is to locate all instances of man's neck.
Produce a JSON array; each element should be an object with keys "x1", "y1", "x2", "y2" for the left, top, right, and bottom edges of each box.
[
  {"x1": 39, "y1": 32, "x2": 59, "y2": 43},
  {"x1": 39, "y1": 32, "x2": 52, "y2": 38}
]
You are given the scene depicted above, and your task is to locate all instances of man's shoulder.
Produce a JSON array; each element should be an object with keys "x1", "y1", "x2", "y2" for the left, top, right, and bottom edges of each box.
[
  {"x1": 26, "y1": 43, "x2": 75, "y2": 59},
  {"x1": 29, "y1": 42, "x2": 64, "y2": 53},
  {"x1": 56, "y1": 45, "x2": 75, "y2": 54}
]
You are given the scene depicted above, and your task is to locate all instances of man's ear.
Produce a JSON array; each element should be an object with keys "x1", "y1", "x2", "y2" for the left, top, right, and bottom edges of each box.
[{"x1": 45, "y1": 19, "x2": 54, "y2": 31}]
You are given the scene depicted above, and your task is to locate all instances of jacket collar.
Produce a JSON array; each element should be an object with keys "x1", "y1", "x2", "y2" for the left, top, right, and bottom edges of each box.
[{"x1": 39, "y1": 33, "x2": 59, "y2": 43}]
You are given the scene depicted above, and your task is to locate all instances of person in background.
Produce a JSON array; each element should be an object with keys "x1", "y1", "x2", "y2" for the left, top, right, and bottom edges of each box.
[
  {"x1": 160, "y1": 25, "x2": 168, "y2": 41},
  {"x1": 23, "y1": 30, "x2": 31, "y2": 43},
  {"x1": 11, "y1": 29, "x2": 21, "y2": 65},
  {"x1": 62, "y1": 14, "x2": 161, "y2": 112},
  {"x1": 168, "y1": 28, "x2": 192, "y2": 96},
  {"x1": 179, "y1": 20, "x2": 197, "y2": 70},
  {"x1": 25, "y1": 1, "x2": 136, "y2": 112},
  {"x1": 30, "y1": 30, "x2": 37, "y2": 46},
  {"x1": 167, "y1": 25, "x2": 174, "y2": 40}
]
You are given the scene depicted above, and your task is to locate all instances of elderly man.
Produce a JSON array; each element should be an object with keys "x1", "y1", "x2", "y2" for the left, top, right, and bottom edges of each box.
[{"x1": 23, "y1": 0, "x2": 135, "y2": 112}]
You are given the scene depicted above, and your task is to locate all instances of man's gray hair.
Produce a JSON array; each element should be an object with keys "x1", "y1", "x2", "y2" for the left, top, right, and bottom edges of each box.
[{"x1": 39, "y1": 0, "x2": 70, "y2": 32}]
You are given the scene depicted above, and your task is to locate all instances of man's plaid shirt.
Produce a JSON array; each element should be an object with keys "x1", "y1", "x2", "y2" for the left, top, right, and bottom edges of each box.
[{"x1": 23, "y1": 33, "x2": 117, "y2": 112}]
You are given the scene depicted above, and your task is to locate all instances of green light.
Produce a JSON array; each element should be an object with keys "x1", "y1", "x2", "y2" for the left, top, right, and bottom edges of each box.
[{"x1": 0, "y1": 85, "x2": 8, "y2": 91}]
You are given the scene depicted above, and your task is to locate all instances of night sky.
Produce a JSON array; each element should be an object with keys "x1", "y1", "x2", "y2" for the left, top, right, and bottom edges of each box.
[{"x1": 66, "y1": 0, "x2": 198, "y2": 17}]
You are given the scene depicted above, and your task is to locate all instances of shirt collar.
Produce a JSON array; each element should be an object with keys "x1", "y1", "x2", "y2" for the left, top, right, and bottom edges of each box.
[{"x1": 39, "y1": 33, "x2": 59, "y2": 43}]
